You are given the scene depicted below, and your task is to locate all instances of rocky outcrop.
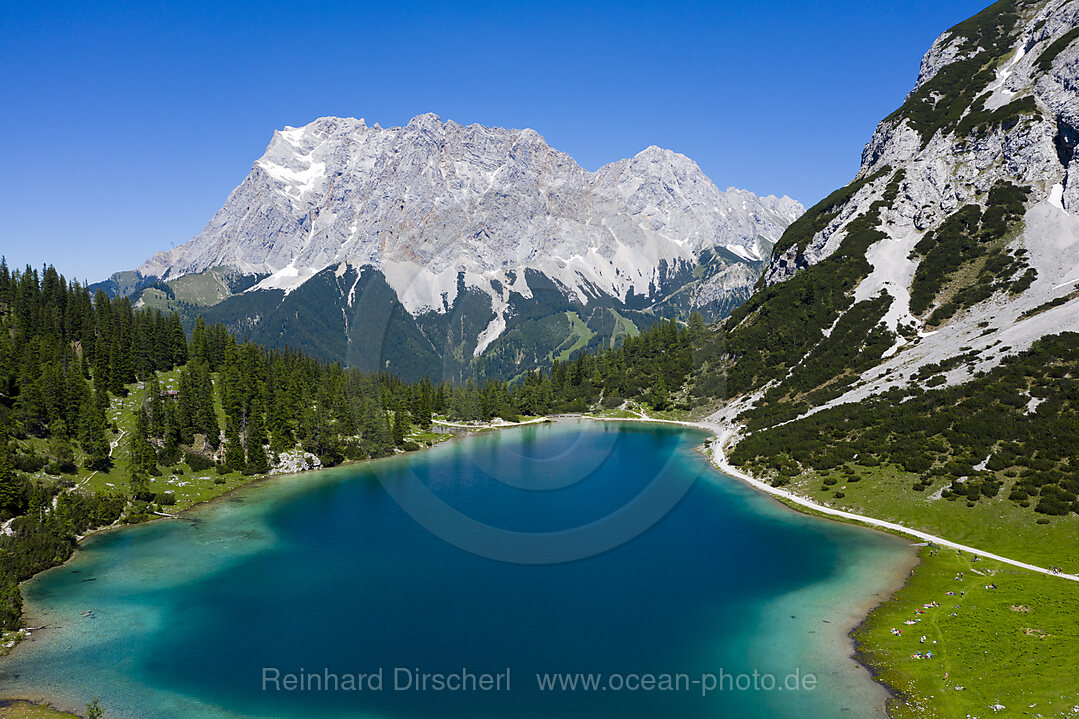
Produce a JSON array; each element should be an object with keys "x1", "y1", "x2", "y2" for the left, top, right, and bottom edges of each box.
[
  {"x1": 764, "y1": 0, "x2": 1079, "y2": 286},
  {"x1": 748, "y1": 0, "x2": 1079, "y2": 416}
]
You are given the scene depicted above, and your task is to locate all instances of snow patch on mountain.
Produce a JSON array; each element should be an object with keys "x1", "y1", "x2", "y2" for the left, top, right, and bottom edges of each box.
[
  {"x1": 139, "y1": 114, "x2": 802, "y2": 349},
  {"x1": 257, "y1": 261, "x2": 322, "y2": 294},
  {"x1": 853, "y1": 227, "x2": 920, "y2": 355},
  {"x1": 807, "y1": 198, "x2": 1079, "y2": 417},
  {"x1": 748, "y1": 0, "x2": 1079, "y2": 421}
]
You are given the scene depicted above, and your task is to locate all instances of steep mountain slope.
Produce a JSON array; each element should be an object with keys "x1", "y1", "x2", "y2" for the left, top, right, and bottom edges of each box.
[
  {"x1": 677, "y1": 7, "x2": 1079, "y2": 713},
  {"x1": 698, "y1": 0, "x2": 1079, "y2": 430},
  {"x1": 682, "y1": 0, "x2": 1079, "y2": 537},
  {"x1": 108, "y1": 115, "x2": 800, "y2": 380}
]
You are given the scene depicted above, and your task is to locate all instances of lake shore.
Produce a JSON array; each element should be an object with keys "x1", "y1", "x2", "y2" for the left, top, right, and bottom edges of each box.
[
  {"x1": 1, "y1": 416, "x2": 912, "y2": 719},
  {"x1": 6, "y1": 412, "x2": 1067, "y2": 718},
  {"x1": 575, "y1": 414, "x2": 921, "y2": 716},
  {"x1": 0, "y1": 415, "x2": 933, "y2": 718},
  {"x1": 585, "y1": 412, "x2": 1079, "y2": 717}
]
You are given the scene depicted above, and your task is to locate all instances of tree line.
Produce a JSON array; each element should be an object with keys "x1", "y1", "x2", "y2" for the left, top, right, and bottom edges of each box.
[{"x1": 0, "y1": 260, "x2": 705, "y2": 630}]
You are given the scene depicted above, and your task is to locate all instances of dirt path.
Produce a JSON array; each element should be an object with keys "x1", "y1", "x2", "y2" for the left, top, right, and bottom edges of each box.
[{"x1": 577, "y1": 413, "x2": 1079, "y2": 583}]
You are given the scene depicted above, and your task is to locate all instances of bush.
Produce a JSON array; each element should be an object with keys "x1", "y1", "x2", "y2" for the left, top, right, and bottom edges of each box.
[
  {"x1": 14, "y1": 453, "x2": 45, "y2": 473},
  {"x1": 157, "y1": 446, "x2": 181, "y2": 466},
  {"x1": 400, "y1": 441, "x2": 420, "y2": 452},
  {"x1": 1034, "y1": 496, "x2": 1071, "y2": 515},
  {"x1": 183, "y1": 451, "x2": 215, "y2": 472}
]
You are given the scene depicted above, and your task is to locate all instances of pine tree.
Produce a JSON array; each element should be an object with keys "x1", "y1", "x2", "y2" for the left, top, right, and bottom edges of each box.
[
  {"x1": 648, "y1": 377, "x2": 670, "y2": 411},
  {"x1": 129, "y1": 468, "x2": 151, "y2": 501},
  {"x1": 146, "y1": 375, "x2": 164, "y2": 436},
  {"x1": 92, "y1": 333, "x2": 109, "y2": 393},
  {"x1": 46, "y1": 432, "x2": 75, "y2": 473},
  {"x1": 107, "y1": 336, "x2": 126, "y2": 395},
  {"x1": 0, "y1": 439, "x2": 22, "y2": 517},
  {"x1": 167, "y1": 313, "x2": 188, "y2": 367},
  {"x1": 687, "y1": 310, "x2": 707, "y2": 339},
  {"x1": 189, "y1": 317, "x2": 209, "y2": 365},
  {"x1": 159, "y1": 402, "x2": 182, "y2": 466},
  {"x1": 244, "y1": 402, "x2": 269, "y2": 474},
  {"x1": 0, "y1": 579, "x2": 23, "y2": 631},
  {"x1": 85, "y1": 698, "x2": 104, "y2": 719},
  {"x1": 392, "y1": 406, "x2": 407, "y2": 445},
  {"x1": 83, "y1": 405, "x2": 111, "y2": 471},
  {"x1": 224, "y1": 418, "x2": 246, "y2": 471},
  {"x1": 130, "y1": 409, "x2": 158, "y2": 477},
  {"x1": 412, "y1": 390, "x2": 432, "y2": 429}
]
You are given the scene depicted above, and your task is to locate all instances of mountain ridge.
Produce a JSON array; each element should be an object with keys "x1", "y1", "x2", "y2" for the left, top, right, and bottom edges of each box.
[
  {"x1": 104, "y1": 113, "x2": 801, "y2": 379},
  {"x1": 139, "y1": 113, "x2": 800, "y2": 307},
  {"x1": 720, "y1": 0, "x2": 1079, "y2": 429}
]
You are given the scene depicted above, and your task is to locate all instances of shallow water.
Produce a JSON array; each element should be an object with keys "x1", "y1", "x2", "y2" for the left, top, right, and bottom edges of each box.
[{"x1": 0, "y1": 420, "x2": 911, "y2": 718}]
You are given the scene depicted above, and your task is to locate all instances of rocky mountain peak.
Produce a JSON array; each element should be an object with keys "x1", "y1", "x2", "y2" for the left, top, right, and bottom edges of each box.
[{"x1": 139, "y1": 113, "x2": 801, "y2": 315}]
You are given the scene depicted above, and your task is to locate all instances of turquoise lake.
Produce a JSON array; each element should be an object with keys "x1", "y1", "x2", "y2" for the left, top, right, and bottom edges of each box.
[{"x1": 0, "y1": 420, "x2": 912, "y2": 718}]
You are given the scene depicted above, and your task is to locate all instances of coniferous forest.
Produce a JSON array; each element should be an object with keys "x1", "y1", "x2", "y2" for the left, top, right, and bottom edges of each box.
[
  {"x1": 0, "y1": 261, "x2": 701, "y2": 630},
  {"x1": 5, "y1": 254, "x2": 1077, "y2": 637}
]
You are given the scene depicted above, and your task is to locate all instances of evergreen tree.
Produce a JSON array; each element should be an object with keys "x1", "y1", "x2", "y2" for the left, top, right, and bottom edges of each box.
[
  {"x1": 0, "y1": 580, "x2": 22, "y2": 631},
  {"x1": 189, "y1": 317, "x2": 209, "y2": 365},
  {"x1": 244, "y1": 402, "x2": 269, "y2": 474},
  {"x1": 130, "y1": 410, "x2": 158, "y2": 477},
  {"x1": 649, "y1": 378, "x2": 670, "y2": 411},
  {"x1": 411, "y1": 388, "x2": 432, "y2": 429},
  {"x1": 392, "y1": 406, "x2": 407, "y2": 445},
  {"x1": 224, "y1": 418, "x2": 246, "y2": 470},
  {"x1": 129, "y1": 469, "x2": 151, "y2": 502},
  {"x1": 46, "y1": 433, "x2": 75, "y2": 474},
  {"x1": 85, "y1": 698, "x2": 104, "y2": 719},
  {"x1": 83, "y1": 407, "x2": 111, "y2": 471},
  {"x1": 0, "y1": 439, "x2": 21, "y2": 517}
]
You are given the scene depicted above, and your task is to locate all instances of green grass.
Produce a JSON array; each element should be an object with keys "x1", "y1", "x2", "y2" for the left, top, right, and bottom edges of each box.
[
  {"x1": 407, "y1": 428, "x2": 454, "y2": 446},
  {"x1": 781, "y1": 463, "x2": 1079, "y2": 571},
  {"x1": 641, "y1": 406, "x2": 696, "y2": 422},
  {"x1": 15, "y1": 369, "x2": 267, "y2": 516},
  {"x1": 855, "y1": 548, "x2": 1079, "y2": 718},
  {"x1": 0, "y1": 700, "x2": 78, "y2": 719},
  {"x1": 137, "y1": 269, "x2": 237, "y2": 315},
  {"x1": 607, "y1": 309, "x2": 640, "y2": 347},
  {"x1": 167, "y1": 270, "x2": 233, "y2": 306},
  {"x1": 551, "y1": 312, "x2": 595, "y2": 362},
  {"x1": 134, "y1": 287, "x2": 180, "y2": 314},
  {"x1": 587, "y1": 403, "x2": 698, "y2": 423},
  {"x1": 590, "y1": 408, "x2": 642, "y2": 419}
]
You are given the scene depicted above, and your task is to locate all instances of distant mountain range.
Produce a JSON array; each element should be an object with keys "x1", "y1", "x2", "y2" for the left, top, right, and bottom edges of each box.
[{"x1": 96, "y1": 115, "x2": 800, "y2": 380}]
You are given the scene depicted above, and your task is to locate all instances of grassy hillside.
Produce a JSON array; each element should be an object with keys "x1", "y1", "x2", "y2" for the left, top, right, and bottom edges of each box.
[
  {"x1": 729, "y1": 333, "x2": 1079, "y2": 566},
  {"x1": 855, "y1": 548, "x2": 1079, "y2": 718}
]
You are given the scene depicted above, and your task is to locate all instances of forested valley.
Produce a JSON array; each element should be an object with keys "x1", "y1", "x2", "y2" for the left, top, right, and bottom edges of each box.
[{"x1": 0, "y1": 261, "x2": 701, "y2": 630}]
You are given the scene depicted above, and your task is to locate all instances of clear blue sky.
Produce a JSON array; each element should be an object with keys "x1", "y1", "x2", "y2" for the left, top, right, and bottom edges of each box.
[{"x1": 1, "y1": 0, "x2": 991, "y2": 283}]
